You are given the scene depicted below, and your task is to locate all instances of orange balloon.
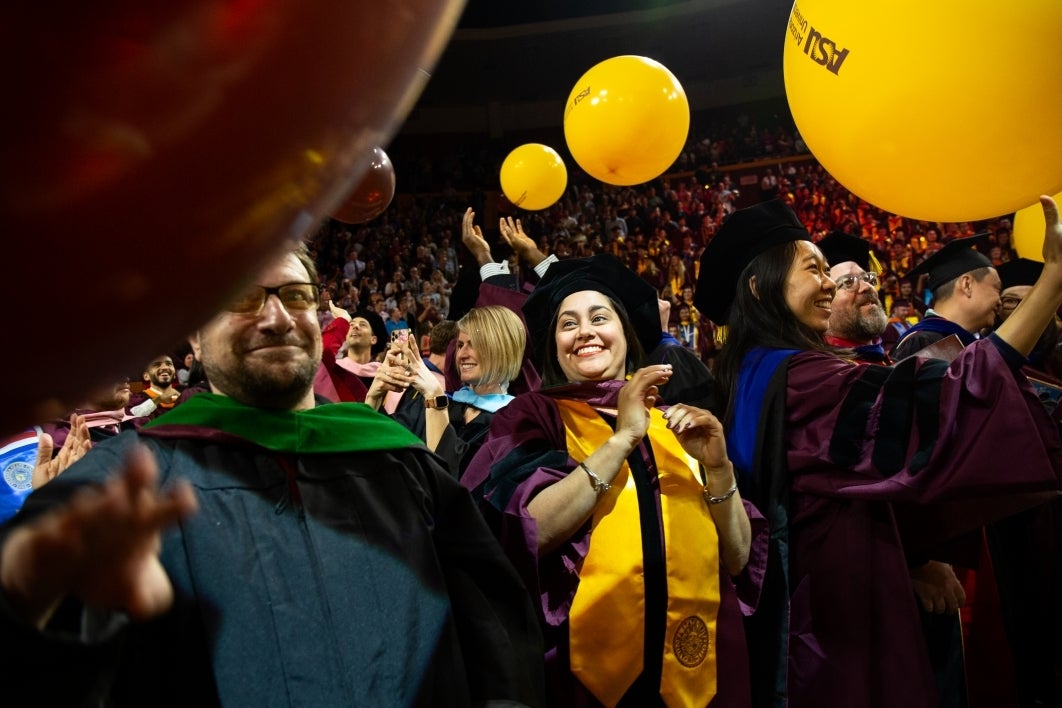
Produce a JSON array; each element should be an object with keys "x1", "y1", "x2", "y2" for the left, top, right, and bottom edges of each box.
[
  {"x1": 331, "y1": 147, "x2": 396, "y2": 224},
  {"x1": 0, "y1": 1, "x2": 464, "y2": 434}
]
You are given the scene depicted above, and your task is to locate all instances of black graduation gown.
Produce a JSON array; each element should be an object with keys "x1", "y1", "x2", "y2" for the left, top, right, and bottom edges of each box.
[{"x1": 0, "y1": 428, "x2": 544, "y2": 707}]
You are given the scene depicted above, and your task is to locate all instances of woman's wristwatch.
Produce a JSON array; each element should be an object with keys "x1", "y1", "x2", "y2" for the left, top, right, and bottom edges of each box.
[{"x1": 425, "y1": 394, "x2": 449, "y2": 410}]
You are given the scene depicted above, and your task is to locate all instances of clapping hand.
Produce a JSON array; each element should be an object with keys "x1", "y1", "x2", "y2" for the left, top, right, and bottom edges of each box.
[
  {"x1": 614, "y1": 365, "x2": 673, "y2": 449},
  {"x1": 33, "y1": 414, "x2": 92, "y2": 490}
]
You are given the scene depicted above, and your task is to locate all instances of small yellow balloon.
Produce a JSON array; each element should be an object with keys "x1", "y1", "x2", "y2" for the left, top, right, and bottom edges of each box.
[
  {"x1": 564, "y1": 55, "x2": 690, "y2": 186},
  {"x1": 499, "y1": 143, "x2": 568, "y2": 211},
  {"x1": 783, "y1": 0, "x2": 1062, "y2": 221},
  {"x1": 1013, "y1": 191, "x2": 1062, "y2": 263}
]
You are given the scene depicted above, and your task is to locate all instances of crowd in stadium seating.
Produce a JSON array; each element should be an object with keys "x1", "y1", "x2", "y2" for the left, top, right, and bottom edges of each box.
[{"x1": 307, "y1": 102, "x2": 1020, "y2": 369}]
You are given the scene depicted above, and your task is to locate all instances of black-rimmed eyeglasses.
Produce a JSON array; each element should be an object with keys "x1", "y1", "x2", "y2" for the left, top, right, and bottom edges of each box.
[{"x1": 225, "y1": 283, "x2": 319, "y2": 314}]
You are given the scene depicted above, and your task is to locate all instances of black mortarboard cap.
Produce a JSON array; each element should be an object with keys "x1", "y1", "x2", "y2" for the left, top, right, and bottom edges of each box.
[
  {"x1": 522, "y1": 254, "x2": 660, "y2": 363},
  {"x1": 817, "y1": 232, "x2": 871, "y2": 271},
  {"x1": 906, "y1": 235, "x2": 993, "y2": 292},
  {"x1": 997, "y1": 257, "x2": 1043, "y2": 290},
  {"x1": 694, "y1": 199, "x2": 811, "y2": 325},
  {"x1": 351, "y1": 309, "x2": 389, "y2": 357}
]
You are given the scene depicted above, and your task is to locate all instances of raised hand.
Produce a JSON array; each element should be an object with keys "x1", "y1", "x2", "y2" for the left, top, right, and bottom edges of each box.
[
  {"x1": 662, "y1": 403, "x2": 730, "y2": 475},
  {"x1": 663, "y1": 402, "x2": 747, "y2": 576},
  {"x1": 997, "y1": 194, "x2": 1062, "y2": 355},
  {"x1": 33, "y1": 414, "x2": 92, "y2": 490},
  {"x1": 461, "y1": 207, "x2": 493, "y2": 267},
  {"x1": 328, "y1": 300, "x2": 352, "y2": 322},
  {"x1": 1, "y1": 444, "x2": 198, "y2": 628},
  {"x1": 498, "y1": 215, "x2": 546, "y2": 267},
  {"x1": 1041, "y1": 194, "x2": 1062, "y2": 266},
  {"x1": 614, "y1": 365, "x2": 673, "y2": 449},
  {"x1": 400, "y1": 335, "x2": 444, "y2": 398}
]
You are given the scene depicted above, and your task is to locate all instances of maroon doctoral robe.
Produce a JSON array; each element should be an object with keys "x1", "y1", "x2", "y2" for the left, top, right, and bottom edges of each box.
[
  {"x1": 463, "y1": 380, "x2": 767, "y2": 708},
  {"x1": 728, "y1": 335, "x2": 1062, "y2": 708}
]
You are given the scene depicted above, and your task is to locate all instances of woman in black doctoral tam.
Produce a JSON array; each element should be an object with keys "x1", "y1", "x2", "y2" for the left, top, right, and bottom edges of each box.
[{"x1": 463, "y1": 253, "x2": 760, "y2": 708}]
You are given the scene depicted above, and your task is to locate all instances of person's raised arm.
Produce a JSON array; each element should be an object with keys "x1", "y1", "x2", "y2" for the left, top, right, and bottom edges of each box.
[
  {"x1": 327, "y1": 300, "x2": 352, "y2": 324},
  {"x1": 499, "y1": 216, "x2": 548, "y2": 269},
  {"x1": 320, "y1": 301, "x2": 352, "y2": 361},
  {"x1": 1, "y1": 445, "x2": 197, "y2": 629},
  {"x1": 398, "y1": 336, "x2": 449, "y2": 452},
  {"x1": 996, "y1": 196, "x2": 1062, "y2": 356},
  {"x1": 658, "y1": 298, "x2": 672, "y2": 333},
  {"x1": 461, "y1": 207, "x2": 495, "y2": 268}
]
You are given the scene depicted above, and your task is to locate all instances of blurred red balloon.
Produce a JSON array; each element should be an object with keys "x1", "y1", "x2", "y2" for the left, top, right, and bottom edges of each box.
[
  {"x1": 0, "y1": 0, "x2": 465, "y2": 434},
  {"x1": 331, "y1": 147, "x2": 396, "y2": 224}
]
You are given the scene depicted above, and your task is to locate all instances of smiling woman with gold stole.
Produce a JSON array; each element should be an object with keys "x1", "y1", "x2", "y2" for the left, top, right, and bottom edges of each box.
[{"x1": 462, "y1": 254, "x2": 759, "y2": 707}]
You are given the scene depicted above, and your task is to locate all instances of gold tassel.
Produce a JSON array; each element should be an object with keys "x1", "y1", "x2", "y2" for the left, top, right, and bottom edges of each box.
[{"x1": 868, "y1": 250, "x2": 885, "y2": 275}]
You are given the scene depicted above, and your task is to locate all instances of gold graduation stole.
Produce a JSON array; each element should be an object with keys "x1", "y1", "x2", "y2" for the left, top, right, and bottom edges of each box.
[{"x1": 557, "y1": 399, "x2": 721, "y2": 708}]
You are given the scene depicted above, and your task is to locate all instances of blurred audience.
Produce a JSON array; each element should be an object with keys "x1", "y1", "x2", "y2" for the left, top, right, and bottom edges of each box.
[{"x1": 307, "y1": 100, "x2": 1022, "y2": 375}]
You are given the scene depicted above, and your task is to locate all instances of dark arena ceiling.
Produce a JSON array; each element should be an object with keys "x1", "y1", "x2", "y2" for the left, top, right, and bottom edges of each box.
[{"x1": 415, "y1": 0, "x2": 793, "y2": 111}]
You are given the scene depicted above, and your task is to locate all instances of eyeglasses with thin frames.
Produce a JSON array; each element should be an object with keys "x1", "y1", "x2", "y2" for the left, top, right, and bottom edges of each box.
[
  {"x1": 833, "y1": 272, "x2": 879, "y2": 291},
  {"x1": 225, "y1": 283, "x2": 320, "y2": 315}
]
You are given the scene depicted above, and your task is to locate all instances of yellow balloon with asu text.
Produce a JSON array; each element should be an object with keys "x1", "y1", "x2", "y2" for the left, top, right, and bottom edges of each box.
[
  {"x1": 783, "y1": 0, "x2": 1062, "y2": 222},
  {"x1": 500, "y1": 143, "x2": 568, "y2": 211},
  {"x1": 564, "y1": 55, "x2": 690, "y2": 186}
]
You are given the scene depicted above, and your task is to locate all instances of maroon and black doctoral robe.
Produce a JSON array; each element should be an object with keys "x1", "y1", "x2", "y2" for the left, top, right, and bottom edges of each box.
[{"x1": 728, "y1": 335, "x2": 1062, "y2": 708}]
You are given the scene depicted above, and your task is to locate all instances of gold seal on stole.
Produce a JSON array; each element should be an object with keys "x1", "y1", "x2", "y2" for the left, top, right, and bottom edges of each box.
[{"x1": 673, "y1": 616, "x2": 710, "y2": 667}]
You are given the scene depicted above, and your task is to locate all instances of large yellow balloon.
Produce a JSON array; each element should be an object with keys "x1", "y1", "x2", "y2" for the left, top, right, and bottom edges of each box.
[
  {"x1": 783, "y1": 0, "x2": 1062, "y2": 222},
  {"x1": 1013, "y1": 192, "x2": 1062, "y2": 262},
  {"x1": 564, "y1": 56, "x2": 689, "y2": 186},
  {"x1": 500, "y1": 143, "x2": 568, "y2": 211}
]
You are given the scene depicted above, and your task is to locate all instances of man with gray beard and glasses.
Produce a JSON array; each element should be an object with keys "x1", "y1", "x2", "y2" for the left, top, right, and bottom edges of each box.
[{"x1": 818, "y1": 232, "x2": 891, "y2": 364}]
